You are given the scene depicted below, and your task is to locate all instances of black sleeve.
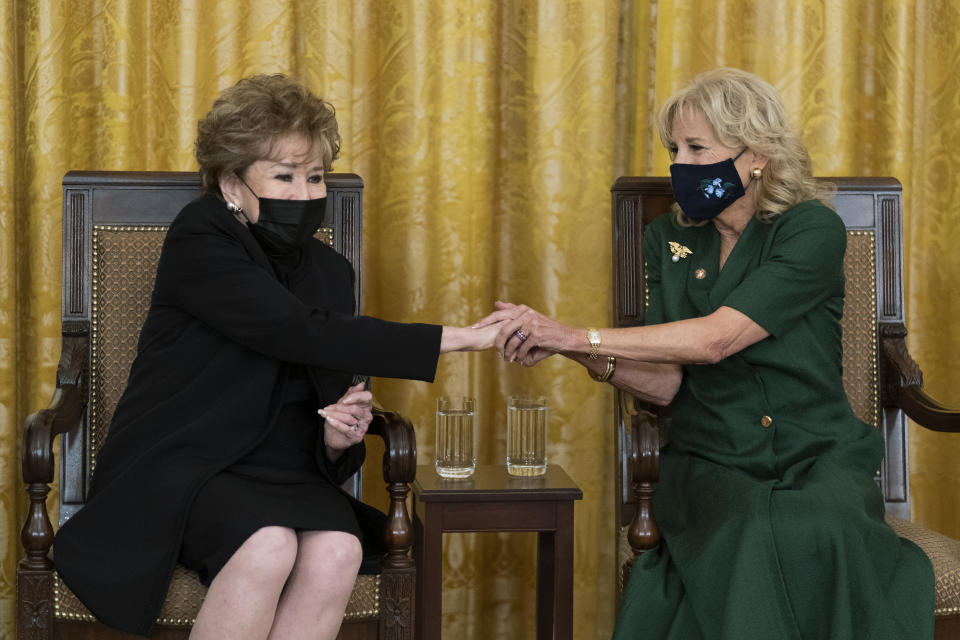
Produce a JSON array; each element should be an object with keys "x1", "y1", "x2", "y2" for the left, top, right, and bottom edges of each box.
[
  {"x1": 319, "y1": 439, "x2": 366, "y2": 485},
  {"x1": 154, "y1": 198, "x2": 442, "y2": 382}
]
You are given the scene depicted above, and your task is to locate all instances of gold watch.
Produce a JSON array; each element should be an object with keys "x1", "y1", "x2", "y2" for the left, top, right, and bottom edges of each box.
[{"x1": 587, "y1": 328, "x2": 601, "y2": 360}]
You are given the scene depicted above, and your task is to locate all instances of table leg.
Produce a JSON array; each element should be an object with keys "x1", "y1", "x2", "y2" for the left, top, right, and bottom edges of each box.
[
  {"x1": 536, "y1": 530, "x2": 555, "y2": 640},
  {"x1": 415, "y1": 505, "x2": 444, "y2": 640},
  {"x1": 536, "y1": 502, "x2": 574, "y2": 640}
]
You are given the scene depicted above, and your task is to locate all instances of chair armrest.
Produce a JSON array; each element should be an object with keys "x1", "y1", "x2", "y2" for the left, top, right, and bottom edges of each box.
[
  {"x1": 367, "y1": 408, "x2": 418, "y2": 570},
  {"x1": 620, "y1": 394, "x2": 662, "y2": 586},
  {"x1": 897, "y1": 386, "x2": 960, "y2": 432},
  {"x1": 628, "y1": 406, "x2": 661, "y2": 553},
  {"x1": 882, "y1": 330, "x2": 960, "y2": 433},
  {"x1": 367, "y1": 408, "x2": 417, "y2": 484},
  {"x1": 20, "y1": 335, "x2": 88, "y2": 571}
]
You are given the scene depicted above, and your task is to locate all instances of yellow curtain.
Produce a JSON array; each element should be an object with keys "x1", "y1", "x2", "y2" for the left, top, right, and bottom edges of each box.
[{"x1": 1, "y1": 2, "x2": 958, "y2": 639}]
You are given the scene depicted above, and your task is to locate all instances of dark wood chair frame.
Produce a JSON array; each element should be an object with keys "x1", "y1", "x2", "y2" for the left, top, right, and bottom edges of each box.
[
  {"x1": 18, "y1": 171, "x2": 418, "y2": 640},
  {"x1": 611, "y1": 176, "x2": 960, "y2": 637}
]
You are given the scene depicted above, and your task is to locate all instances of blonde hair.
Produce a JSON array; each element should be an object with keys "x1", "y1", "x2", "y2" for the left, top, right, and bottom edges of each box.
[
  {"x1": 657, "y1": 68, "x2": 832, "y2": 224},
  {"x1": 196, "y1": 74, "x2": 341, "y2": 198}
]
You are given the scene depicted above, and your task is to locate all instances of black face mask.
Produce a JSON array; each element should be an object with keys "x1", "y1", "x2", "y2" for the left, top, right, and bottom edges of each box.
[
  {"x1": 236, "y1": 176, "x2": 327, "y2": 256},
  {"x1": 669, "y1": 148, "x2": 747, "y2": 221}
]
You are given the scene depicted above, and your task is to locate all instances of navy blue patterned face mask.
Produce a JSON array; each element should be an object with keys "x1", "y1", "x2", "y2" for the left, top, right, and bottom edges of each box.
[{"x1": 669, "y1": 148, "x2": 747, "y2": 221}]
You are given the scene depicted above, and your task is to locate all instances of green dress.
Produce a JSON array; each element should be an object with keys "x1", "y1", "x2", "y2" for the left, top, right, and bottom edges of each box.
[{"x1": 613, "y1": 201, "x2": 935, "y2": 640}]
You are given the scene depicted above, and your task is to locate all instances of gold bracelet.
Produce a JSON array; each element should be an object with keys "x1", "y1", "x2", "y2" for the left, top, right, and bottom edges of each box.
[
  {"x1": 590, "y1": 356, "x2": 616, "y2": 383},
  {"x1": 587, "y1": 328, "x2": 601, "y2": 360}
]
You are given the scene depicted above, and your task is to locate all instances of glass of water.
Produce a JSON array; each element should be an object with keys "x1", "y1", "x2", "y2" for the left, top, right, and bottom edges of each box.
[
  {"x1": 506, "y1": 395, "x2": 548, "y2": 476},
  {"x1": 435, "y1": 396, "x2": 477, "y2": 478}
]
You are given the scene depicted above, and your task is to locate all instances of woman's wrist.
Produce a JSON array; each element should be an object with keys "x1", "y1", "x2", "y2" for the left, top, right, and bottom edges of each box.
[
  {"x1": 589, "y1": 356, "x2": 617, "y2": 382},
  {"x1": 440, "y1": 325, "x2": 492, "y2": 353},
  {"x1": 325, "y1": 444, "x2": 346, "y2": 463},
  {"x1": 439, "y1": 326, "x2": 464, "y2": 353},
  {"x1": 564, "y1": 326, "x2": 594, "y2": 355}
]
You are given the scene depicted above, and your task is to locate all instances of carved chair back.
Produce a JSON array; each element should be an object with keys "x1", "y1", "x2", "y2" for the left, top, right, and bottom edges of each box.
[{"x1": 610, "y1": 177, "x2": 910, "y2": 590}]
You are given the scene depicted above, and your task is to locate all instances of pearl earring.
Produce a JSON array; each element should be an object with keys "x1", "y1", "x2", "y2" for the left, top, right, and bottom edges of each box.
[
  {"x1": 226, "y1": 201, "x2": 243, "y2": 213},
  {"x1": 751, "y1": 167, "x2": 762, "y2": 179}
]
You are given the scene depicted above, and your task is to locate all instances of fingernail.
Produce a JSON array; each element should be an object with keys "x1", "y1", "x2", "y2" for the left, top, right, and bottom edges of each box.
[{"x1": 318, "y1": 409, "x2": 326, "y2": 416}]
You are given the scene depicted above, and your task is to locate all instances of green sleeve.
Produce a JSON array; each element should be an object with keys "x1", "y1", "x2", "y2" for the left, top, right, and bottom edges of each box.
[{"x1": 721, "y1": 203, "x2": 846, "y2": 337}]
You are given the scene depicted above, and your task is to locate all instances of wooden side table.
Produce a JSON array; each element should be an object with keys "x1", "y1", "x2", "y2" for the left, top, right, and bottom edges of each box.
[{"x1": 412, "y1": 464, "x2": 583, "y2": 640}]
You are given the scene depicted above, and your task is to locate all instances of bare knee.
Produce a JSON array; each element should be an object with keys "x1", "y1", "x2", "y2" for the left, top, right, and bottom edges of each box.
[
  {"x1": 229, "y1": 526, "x2": 299, "y2": 585},
  {"x1": 297, "y1": 531, "x2": 363, "y2": 581}
]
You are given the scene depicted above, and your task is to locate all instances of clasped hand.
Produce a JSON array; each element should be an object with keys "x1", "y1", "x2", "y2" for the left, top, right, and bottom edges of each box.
[
  {"x1": 319, "y1": 382, "x2": 373, "y2": 457},
  {"x1": 474, "y1": 301, "x2": 572, "y2": 366}
]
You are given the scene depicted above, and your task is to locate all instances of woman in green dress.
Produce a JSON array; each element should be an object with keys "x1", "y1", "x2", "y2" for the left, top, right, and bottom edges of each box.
[{"x1": 481, "y1": 68, "x2": 935, "y2": 639}]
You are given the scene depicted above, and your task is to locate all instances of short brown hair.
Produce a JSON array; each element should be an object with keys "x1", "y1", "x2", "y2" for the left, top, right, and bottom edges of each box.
[{"x1": 195, "y1": 74, "x2": 341, "y2": 197}]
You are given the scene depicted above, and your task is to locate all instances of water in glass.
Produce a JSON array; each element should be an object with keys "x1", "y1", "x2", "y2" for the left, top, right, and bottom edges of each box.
[
  {"x1": 435, "y1": 396, "x2": 477, "y2": 478},
  {"x1": 506, "y1": 395, "x2": 547, "y2": 476}
]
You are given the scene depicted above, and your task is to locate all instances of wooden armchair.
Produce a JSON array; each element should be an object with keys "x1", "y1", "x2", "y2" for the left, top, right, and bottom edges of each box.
[
  {"x1": 611, "y1": 177, "x2": 960, "y2": 639},
  {"x1": 18, "y1": 171, "x2": 418, "y2": 640}
]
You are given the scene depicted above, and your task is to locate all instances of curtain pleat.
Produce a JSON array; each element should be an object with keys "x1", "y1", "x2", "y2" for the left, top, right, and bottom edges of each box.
[{"x1": 1, "y1": 2, "x2": 957, "y2": 638}]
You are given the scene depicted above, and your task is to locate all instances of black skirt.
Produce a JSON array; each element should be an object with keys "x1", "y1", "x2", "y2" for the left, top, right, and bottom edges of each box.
[{"x1": 178, "y1": 379, "x2": 367, "y2": 586}]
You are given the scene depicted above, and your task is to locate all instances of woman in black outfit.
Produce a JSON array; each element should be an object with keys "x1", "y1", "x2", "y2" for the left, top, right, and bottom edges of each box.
[{"x1": 54, "y1": 74, "x2": 502, "y2": 640}]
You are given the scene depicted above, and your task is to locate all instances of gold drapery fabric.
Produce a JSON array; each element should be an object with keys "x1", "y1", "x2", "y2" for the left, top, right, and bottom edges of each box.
[{"x1": 1, "y1": 2, "x2": 958, "y2": 639}]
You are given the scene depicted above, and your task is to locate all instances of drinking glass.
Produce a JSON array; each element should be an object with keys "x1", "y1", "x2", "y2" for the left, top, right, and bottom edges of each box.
[
  {"x1": 435, "y1": 396, "x2": 477, "y2": 478},
  {"x1": 506, "y1": 395, "x2": 548, "y2": 476}
]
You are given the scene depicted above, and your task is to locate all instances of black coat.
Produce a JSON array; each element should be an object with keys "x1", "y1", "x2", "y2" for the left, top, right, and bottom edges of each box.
[{"x1": 54, "y1": 195, "x2": 441, "y2": 636}]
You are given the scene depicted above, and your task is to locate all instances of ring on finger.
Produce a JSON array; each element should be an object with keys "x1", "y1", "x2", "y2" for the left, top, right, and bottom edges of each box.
[{"x1": 514, "y1": 328, "x2": 528, "y2": 342}]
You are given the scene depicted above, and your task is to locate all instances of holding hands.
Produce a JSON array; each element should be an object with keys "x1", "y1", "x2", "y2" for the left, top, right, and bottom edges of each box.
[
  {"x1": 475, "y1": 301, "x2": 575, "y2": 366},
  {"x1": 326, "y1": 307, "x2": 551, "y2": 459}
]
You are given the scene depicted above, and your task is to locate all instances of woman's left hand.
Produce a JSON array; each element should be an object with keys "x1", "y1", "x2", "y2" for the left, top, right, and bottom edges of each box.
[
  {"x1": 490, "y1": 301, "x2": 575, "y2": 364},
  {"x1": 319, "y1": 382, "x2": 373, "y2": 458}
]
